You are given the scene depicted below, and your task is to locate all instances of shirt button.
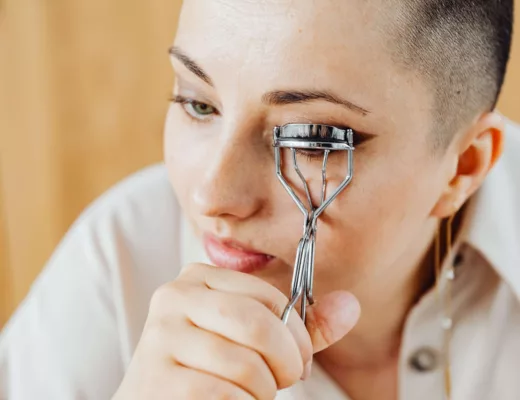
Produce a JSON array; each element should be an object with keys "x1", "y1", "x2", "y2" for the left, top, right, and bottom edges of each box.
[{"x1": 409, "y1": 347, "x2": 439, "y2": 372}]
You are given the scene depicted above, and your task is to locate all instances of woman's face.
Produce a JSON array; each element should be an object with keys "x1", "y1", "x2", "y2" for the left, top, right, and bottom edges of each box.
[{"x1": 165, "y1": 0, "x2": 455, "y2": 296}]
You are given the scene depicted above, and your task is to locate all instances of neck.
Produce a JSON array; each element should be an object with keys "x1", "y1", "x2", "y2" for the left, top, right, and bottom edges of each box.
[{"x1": 317, "y1": 218, "x2": 439, "y2": 370}]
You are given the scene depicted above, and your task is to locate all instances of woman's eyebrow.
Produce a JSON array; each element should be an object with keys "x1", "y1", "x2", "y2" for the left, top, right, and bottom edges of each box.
[
  {"x1": 168, "y1": 46, "x2": 370, "y2": 117},
  {"x1": 169, "y1": 46, "x2": 214, "y2": 86},
  {"x1": 262, "y1": 90, "x2": 370, "y2": 116}
]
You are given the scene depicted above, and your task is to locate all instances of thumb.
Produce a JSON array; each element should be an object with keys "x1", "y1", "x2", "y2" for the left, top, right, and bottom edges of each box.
[{"x1": 306, "y1": 291, "x2": 361, "y2": 354}]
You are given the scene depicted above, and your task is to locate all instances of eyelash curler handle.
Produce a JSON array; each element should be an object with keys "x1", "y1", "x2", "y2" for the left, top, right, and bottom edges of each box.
[{"x1": 273, "y1": 123, "x2": 355, "y2": 326}]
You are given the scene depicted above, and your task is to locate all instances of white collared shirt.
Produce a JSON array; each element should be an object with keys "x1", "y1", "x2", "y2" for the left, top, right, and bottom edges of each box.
[{"x1": 1, "y1": 121, "x2": 520, "y2": 400}]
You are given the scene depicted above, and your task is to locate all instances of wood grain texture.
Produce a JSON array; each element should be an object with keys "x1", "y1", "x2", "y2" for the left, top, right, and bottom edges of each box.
[
  {"x1": 0, "y1": 1, "x2": 518, "y2": 326},
  {"x1": 0, "y1": 167, "x2": 10, "y2": 327},
  {"x1": 498, "y1": 3, "x2": 520, "y2": 119},
  {"x1": 0, "y1": 0, "x2": 182, "y2": 324}
]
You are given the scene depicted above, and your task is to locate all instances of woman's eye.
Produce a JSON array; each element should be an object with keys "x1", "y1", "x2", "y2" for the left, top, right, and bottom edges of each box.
[
  {"x1": 295, "y1": 149, "x2": 325, "y2": 161},
  {"x1": 171, "y1": 95, "x2": 218, "y2": 121},
  {"x1": 189, "y1": 102, "x2": 215, "y2": 116},
  {"x1": 294, "y1": 132, "x2": 367, "y2": 161}
]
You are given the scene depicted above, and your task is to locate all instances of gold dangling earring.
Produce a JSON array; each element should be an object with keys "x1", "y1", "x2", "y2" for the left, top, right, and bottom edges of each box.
[
  {"x1": 434, "y1": 219, "x2": 442, "y2": 300},
  {"x1": 434, "y1": 215, "x2": 455, "y2": 400},
  {"x1": 444, "y1": 214, "x2": 455, "y2": 399}
]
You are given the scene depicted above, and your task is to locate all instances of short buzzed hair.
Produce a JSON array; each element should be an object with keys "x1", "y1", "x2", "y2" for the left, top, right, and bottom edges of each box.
[{"x1": 390, "y1": 0, "x2": 514, "y2": 146}]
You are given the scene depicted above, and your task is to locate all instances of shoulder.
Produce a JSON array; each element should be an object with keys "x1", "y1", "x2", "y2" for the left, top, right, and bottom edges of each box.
[
  {"x1": 59, "y1": 163, "x2": 184, "y2": 315},
  {"x1": 75, "y1": 163, "x2": 178, "y2": 234},
  {"x1": 496, "y1": 119, "x2": 520, "y2": 219},
  {"x1": 495, "y1": 119, "x2": 520, "y2": 236},
  {"x1": 484, "y1": 118, "x2": 520, "y2": 218},
  {"x1": 475, "y1": 118, "x2": 520, "y2": 300},
  {"x1": 0, "y1": 164, "x2": 183, "y2": 399},
  {"x1": 502, "y1": 119, "x2": 520, "y2": 168},
  {"x1": 70, "y1": 163, "x2": 181, "y2": 270}
]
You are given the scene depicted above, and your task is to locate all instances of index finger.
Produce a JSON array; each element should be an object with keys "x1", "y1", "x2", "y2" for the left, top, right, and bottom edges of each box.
[{"x1": 179, "y1": 263, "x2": 313, "y2": 369}]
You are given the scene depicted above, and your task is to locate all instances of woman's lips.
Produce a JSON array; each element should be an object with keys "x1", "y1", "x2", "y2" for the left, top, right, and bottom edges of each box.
[{"x1": 202, "y1": 233, "x2": 274, "y2": 273}]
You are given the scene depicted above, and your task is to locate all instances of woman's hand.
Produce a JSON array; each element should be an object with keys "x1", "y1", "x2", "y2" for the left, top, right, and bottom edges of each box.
[{"x1": 112, "y1": 263, "x2": 360, "y2": 400}]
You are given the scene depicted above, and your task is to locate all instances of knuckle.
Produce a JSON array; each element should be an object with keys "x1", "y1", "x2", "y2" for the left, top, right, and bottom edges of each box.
[
  {"x1": 150, "y1": 282, "x2": 176, "y2": 310},
  {"x1": 246, "y1": 309, "x2": 285, "y2": 355},
  {"x1": 172, "y1": 365, "x2": 249, "y2": 400},
  {"x1": 274, "y1": 351, "x2": 303, "y2": 388},
  {"x1": 215, "y1": 392, "x2": 239, "y2": 400},
  {"x1": 278, "y1": 364, "x2": 303, "y2": 389},
  {"x1": 236, "y1": 353, "x2": 277, "y2": 399},
  {"x1": 234, "y1": 356, "x2": 260, "y2": 387},
  {"x1": 267, "y1": 299, "x2": 284, "y2": 318},
  {"x1": 275, "y1": 347, "x2": 304, "y2": 388},
  {"x1": 181, "y1": 262, "x2": 212, "y2": 278},
  {"x1": 174, "y1": 374, "x2": 221, "y2": 399},
  {"x1": 203, "y1": 335, "x2": 227, "y2": 359},
  {"x1": 289, "y1": 359, "x2": 304, "y2": 383},
  {"x1": 262, "y1": 385, "x2": 278, "y2": 400},
  {"x1": 240, "y1": 303, "x2": 278, "y2": 347},
  {"x1": 245, "y1": 313, "x2": 272, "y2": 345},
  {"x1": 142, "y1": 311, "x2": 175, "y2": 344},
  {"x1": 177, "y1": 383, "x2": 205, "y2": 399},
  {"x1": 150, "y1": 281, "x2": 192, "y2": 312},
  {"x1": 147, "y1": 282, "x2": 194, "y2": 333},
  {"x1": 182, "y1": 262, "x2": 203, "y2": 274},
  {"x1": 200, "y1": 382, "x2": 240, "y2": 400}
]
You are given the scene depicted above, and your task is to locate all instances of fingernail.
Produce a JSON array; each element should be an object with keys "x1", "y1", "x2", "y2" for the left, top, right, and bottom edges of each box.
[
  {"x1": 301, "y1": 361, "x2": 312, "y2": 381},
  {"x1": 331, "y1": 293, "x2": 361, "y2": 342}
]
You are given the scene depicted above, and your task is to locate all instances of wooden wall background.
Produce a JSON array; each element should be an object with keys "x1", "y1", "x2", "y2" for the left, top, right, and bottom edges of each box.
[
  {"x1": 0, "y1": 0, "x2": 183, "y2": 326},
  {"x1": 0, "y1": 1, "x2": 519, "y2": 327}
]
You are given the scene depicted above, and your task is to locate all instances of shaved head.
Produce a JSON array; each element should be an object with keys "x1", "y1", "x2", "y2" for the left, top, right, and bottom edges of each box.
[{"x1": 389, "y1": 0, "x2": 514, "y2": 146}]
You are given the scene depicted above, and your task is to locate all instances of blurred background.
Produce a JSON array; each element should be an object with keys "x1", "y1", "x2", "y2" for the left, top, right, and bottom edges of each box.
[{"x1": 0, "y1": 1, "x2": 518, "y2": 327}]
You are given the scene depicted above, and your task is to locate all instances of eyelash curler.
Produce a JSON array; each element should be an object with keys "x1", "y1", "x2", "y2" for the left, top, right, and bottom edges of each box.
[{"x1": 273, "y1": 123, "x2": 355, "y2": 325}]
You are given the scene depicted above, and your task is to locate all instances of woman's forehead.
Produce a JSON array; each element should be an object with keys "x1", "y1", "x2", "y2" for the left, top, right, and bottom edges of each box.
[
  {"x1": 174, "y1": 0, "x2": 434, "y2": 135},
  {"x1": 176, "y1": 0, "x2": 400, "y2": 87},
  {"x1": 177, "y1": 0, "x2": 387, "y2": 55}
]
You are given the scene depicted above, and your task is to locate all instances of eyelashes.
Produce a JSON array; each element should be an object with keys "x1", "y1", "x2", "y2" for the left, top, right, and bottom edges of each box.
[
  {"x1": 169, "y1": 95, "x2": 372, "y2": 159},
  {"x1": 293, "y1": 130, "x2": 370, "y2": 161},
  {"x1": 170, "y1": 95, "x2": 219, "y2": 122},
  {"x1": 294, "y1": 149, "x2": 331, "y2": 161}
]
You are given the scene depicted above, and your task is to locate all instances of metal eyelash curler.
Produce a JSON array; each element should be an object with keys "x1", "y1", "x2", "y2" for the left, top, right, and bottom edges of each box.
[{"x1": 273, "y1": 123, "x2": 355, "y2": 325}]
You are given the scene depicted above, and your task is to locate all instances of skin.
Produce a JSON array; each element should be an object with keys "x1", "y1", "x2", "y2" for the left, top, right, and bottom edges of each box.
[{"x1": 114, "y1": 0, "x2": 504, "y2": 399}]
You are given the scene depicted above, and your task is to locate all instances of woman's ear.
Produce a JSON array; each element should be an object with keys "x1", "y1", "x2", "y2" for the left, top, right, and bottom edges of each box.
[{"x1": 431, "y1": 112, "x2": 505, "y2": 219}]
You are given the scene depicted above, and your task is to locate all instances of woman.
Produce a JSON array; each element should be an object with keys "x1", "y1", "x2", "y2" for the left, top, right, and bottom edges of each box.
[{"x1": 1, "y1": 0, "x2": 518, "y2": 399}]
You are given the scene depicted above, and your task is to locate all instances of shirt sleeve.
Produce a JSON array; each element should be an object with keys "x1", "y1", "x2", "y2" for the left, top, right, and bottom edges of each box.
[
  {"x1": 0, "y1": 220, "x2": 126, "y2": 400},
  {"x1": 0, "y1": 166, "x2": 185, "y2": 400}
]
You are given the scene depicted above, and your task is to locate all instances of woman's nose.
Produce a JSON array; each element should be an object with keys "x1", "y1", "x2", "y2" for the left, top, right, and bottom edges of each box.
[{"x1": 192, "y1": 139, "x2": 268, "y2": 220}]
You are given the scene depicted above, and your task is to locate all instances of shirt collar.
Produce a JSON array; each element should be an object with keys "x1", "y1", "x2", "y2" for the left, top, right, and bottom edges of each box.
[{"x1": 462, "y1": 121, "x2": 520, "y2": 299}]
